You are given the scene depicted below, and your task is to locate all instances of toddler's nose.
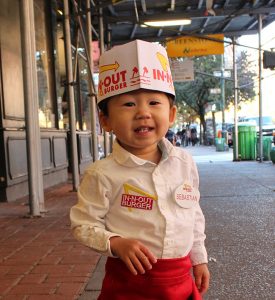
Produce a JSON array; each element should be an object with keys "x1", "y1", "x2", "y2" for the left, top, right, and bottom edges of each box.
[{"x1": 135, "y1": 106, "x2": 151, "y2": 120}]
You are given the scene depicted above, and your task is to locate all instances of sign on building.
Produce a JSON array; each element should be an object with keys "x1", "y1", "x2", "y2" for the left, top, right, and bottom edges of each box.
[
  {"x1": 166, "y1": 34, "x2": 224, "y2": 58},
  {"x1": 170, "y1": 59, "x2": 194, "y2": 82}
]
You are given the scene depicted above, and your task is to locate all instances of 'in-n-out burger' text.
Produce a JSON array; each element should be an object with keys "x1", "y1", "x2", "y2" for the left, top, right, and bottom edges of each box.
[
  {"x1": 99, "y1": 67, "x2": 173, "y2": 96},
  {"x1": 121, "y1": 194, "x2": 153, "y2": 210},
  {"x1": 99, "y1": 70, "x2": 127, "y2": 96},
  {"x1": 152, "y1": 69, "x2": 173, "y2": 84}
]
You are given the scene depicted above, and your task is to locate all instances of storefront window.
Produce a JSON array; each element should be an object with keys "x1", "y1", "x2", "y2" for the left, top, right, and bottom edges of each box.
[
  {"x1": 34, "y1": 0, "x2": 55, "y2": 128},
  {"x1": 48, "y1": 0, "x2": 98, "y2": 132},
  {"x1": 63, "y1": 37, "x2": 92, "y2": 131},
  {"x1": 51, "y1": 0, "x2": 66, "y2": 129},
  {"x1": 0, "y1": 0, "x2": 25, "y2": 121},
  {"x1": 78, "y1": 56, "x2": 91, "y2": 131}
]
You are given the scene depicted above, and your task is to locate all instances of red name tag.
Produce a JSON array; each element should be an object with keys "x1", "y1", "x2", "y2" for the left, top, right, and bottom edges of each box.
[{"x1": 121, "y1": 194, "x2": 153, "y2": 210}]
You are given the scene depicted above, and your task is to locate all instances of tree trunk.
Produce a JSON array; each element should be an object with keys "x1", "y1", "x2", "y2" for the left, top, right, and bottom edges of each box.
[{"x1": 198, "y1": 104, "x2": 207, "y2": 145}]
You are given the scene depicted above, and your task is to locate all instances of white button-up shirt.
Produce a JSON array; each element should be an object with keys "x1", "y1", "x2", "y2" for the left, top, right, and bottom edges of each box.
[{"x1": 70, "y1": 138, "x2": 208, "y2": 266}]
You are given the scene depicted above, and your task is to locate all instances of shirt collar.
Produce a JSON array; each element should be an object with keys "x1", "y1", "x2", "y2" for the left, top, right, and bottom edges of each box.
[{"x1": 112, "y1": 137, "x2": 176, "y2": 167}]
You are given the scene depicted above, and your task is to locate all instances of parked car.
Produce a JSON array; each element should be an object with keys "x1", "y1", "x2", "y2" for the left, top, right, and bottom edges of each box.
[
  {"x1": 228, "y1": 116, "x2": 275, "y2": 147},
  {"x1": 239, "y1": 116, "x2": 275, "y2": 136}
]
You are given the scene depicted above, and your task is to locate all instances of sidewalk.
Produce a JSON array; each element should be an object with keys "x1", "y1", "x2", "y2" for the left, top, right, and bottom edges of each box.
[
  {"x1": 1, "y1": 145, "x2": 274, "y2": 299},
  {"x1": 0, "y1": 183, "x2": 100, "y2": 300}
]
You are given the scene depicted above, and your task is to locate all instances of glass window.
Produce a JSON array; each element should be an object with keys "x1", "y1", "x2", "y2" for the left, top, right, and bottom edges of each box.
[
  {"x1": 69, "y1": 32, "x2": 92, "y2": 131},
  {"x1": 51, "y1": 0, "x2": 66, "y2": 129},
  {"x1": 0, "y1": 0, "x2": 25, "y2": 121},
  {"x1": 34, "y1": 0, "x2": 55, "y2": 128},
  {"x1": 78, "y1": 56, "x2": 91, "y2": 131},
  {"x1": 49, "y1": 0, "x2": 98, "y2": 133}
]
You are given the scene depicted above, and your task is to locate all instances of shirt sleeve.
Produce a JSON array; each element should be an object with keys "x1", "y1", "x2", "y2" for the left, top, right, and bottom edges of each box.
[
  {"x1": 70, "y1": 168, "x2": 122, "y2": 257},
  {"x1": 189, "y1": 158, "x2": 208, "y2": 266}
]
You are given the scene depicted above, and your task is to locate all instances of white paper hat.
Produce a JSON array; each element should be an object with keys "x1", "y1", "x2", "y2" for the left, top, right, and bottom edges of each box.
[{"x1": 97, "y1": 40, "x2": 175, "y2": 103}]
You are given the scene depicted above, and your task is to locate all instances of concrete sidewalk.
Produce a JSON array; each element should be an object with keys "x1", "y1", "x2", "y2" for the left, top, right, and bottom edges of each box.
[{"x1": 80, "y1": 145, "x2": 275, "y2": 300}]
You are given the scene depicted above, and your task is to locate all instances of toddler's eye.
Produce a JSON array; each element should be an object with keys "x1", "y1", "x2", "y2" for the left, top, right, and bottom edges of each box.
[
  {"x1": 123, "y1": 102, "x2": 135, "y2": 107},
  {"x1": 150, "y1": 100, "x2": 160, "y2": 105}
]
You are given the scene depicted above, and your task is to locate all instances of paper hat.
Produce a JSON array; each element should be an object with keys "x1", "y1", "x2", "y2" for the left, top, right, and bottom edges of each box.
[{"x1": 97, "y1": 40, "x2": 175, "y2": 103}]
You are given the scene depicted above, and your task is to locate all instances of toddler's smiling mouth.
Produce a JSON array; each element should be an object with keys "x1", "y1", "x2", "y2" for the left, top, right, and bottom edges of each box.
[{"x1": 134, "y1": 127, "x2": 153, "y2": 133}]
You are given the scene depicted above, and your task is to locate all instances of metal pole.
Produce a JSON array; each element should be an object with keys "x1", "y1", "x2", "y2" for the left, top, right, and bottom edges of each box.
[
  {"x1": 20, "y1": 0, "x2": 44, "y2": 216},
  {"x1": 99, "y1": 7, "x2": 109, "y2": 156},
  {"x1": 233, "y1": 37, "x2": 239, "y2": 161},
  {"x1": 221, "y1": 55, "x2": 225, "y2": 124},
  {"x1": 258, "y1": 14, "x2": 263, "y2": 162},
  {"x1": 107, "y1": 27, "x2": 114, "y2": 152},
  {"x1": 99, "y1": 7, "x2": 105, "y2": 62},
  {"x1": 86, "y1": 0, "x2": 99, "y2": 161},
  {"x1": 63, "y1": 0, "x2": 79, "y2": 190}
]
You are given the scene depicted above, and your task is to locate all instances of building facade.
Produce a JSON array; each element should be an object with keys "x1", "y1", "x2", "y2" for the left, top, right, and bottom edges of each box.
[{"x1": 0, "y1": 0, "x2": 99, "y2": 203}]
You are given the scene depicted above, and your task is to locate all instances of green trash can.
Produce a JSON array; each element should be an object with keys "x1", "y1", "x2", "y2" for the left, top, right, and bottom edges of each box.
[
  {"x1": 257, "y1": 136, "x2": 273, "y2": 160},
  {"x1": 270, "y1": 146, "x2": 275, "y2": 164},
  {"x1": 215, "y1": 138, "x2": 225, "y2": 151},
  {"x1": 233, "y1": 124, "x2": 256, "y2": 160}
]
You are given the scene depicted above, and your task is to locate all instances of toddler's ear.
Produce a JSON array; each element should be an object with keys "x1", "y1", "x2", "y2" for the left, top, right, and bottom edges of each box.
[
  {"x1": 99, "y1": 112, "x2": 112, "y2": 132},
  {"x1": 169, "y1": 105, "x2": 177, "y2": 126}
]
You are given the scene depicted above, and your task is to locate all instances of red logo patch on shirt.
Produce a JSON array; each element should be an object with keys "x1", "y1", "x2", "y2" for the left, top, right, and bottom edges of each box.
[{"x1": 121, "y1": 194, "x2": 153, "y2": 210}]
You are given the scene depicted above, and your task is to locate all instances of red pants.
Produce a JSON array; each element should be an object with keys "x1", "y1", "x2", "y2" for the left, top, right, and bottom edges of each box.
[{"x1": 98, "y1": 256, "x2": 202, "y2": 300}]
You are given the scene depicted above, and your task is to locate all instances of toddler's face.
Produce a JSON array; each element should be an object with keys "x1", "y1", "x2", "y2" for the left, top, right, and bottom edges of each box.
[{"x1": 100, "y1": 90, "x2": 177, "y2": 156}]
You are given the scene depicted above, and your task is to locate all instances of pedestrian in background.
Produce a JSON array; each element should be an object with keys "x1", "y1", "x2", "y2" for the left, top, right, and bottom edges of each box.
[
  {"x1": 165, "y1": 128, "x2": 176, "y2": 145},
  {"x1": 186, "y1": 125, "x2": 191, "y2": 146},
  {"x1": 191, "y1": 127, "x2": 198, "y2": 146},
  {"x1": 180, "y1": 125, "x2": 186, "y2": 146},
  {"x1": 70, "y1": 40, "x2": 210, "y2": 300}
]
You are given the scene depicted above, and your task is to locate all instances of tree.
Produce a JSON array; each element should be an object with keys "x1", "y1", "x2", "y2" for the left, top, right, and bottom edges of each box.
[
  {"x1": 233, "y1": 51, "x2": 257, "y2": 103},
  {"x1": 175, "y1": 55, "x2": 220, "y2": 144},
  {"x1": 174, "y1": 51, "x2": 257, "y2": 144}
]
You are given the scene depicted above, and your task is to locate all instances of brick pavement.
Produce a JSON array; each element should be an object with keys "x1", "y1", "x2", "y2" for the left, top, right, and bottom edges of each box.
[{"x1": 0, "y1": 183, "x2": 100, "y2": 300}]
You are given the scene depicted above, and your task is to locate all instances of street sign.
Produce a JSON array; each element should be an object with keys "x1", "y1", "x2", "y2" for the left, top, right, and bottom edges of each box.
[
  {"x1": 210, "y1": 88, "x2": 221, "y2": 94},
  {"x1": 166, "y1": 34, "x2": 224, "y2": 58},
  {"x1": 213, "y1": 70, "x2": 231, "y2": 78},
  {"x1": 224, "y1": 70, "x2": 231, "y2": 77}
]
